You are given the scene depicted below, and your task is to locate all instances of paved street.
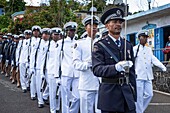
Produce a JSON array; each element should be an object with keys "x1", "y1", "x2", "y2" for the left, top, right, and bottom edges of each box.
[
  {"x1": 0, "y1": 74, "x2": 49, "y2": 113},
  {"x1": 1, "y1": 73, "x2": 170, "y2": 113}
]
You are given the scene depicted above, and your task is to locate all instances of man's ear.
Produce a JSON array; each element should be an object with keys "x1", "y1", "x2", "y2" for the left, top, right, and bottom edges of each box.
[
  {"x1": 105, "y1": 24, "x2": 108, "y2": 29},
  {"x1": 85, "y1": 26, "x2": 88, "y2": 31}
]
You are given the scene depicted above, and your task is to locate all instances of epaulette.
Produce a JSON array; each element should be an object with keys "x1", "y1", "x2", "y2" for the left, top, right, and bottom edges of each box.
[
  {"x1": 122, "y1": 38, "x2": 131, "y2": 44},
  {"x1": 97, "y1": 37, "x2": 105, "y2": 42},
  {"x1": 126, "y1": 39, "x2": 131, "y2": 44}
]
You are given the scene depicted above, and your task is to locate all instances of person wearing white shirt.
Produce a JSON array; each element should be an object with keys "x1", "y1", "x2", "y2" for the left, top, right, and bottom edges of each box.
[
  {"x1": 29, "y1": 25, "x2": 41, "y2": 100},
  {"x1": 73, "y1": 15, "x2": 101, "y2": 113},
  {"x1": 35, "y1": 28, "x2": 50, "y2": 108},
  {"x1": 133, "y1": 30, "x2": 167, "y2": 113},
  {"x1": 59, "y1": 22, "x2": 80, "y2": 113},
  {"x1": 44, "y1": 27, "x2": 62, "y2": 113},
  {"x1": 19, "y1": 30, "x2": 32, "y2": 93},
  {"x1": 15, "y1": 34, "x2": 25, "y2": 87}
]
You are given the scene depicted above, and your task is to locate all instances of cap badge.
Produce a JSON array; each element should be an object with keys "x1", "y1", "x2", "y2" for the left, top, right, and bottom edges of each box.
[{"x1": 116, "y1": 10, "x2": 121, "y2": 16}]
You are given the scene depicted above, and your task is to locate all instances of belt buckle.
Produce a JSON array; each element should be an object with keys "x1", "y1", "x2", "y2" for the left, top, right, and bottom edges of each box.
[{"x1": 119, "y1": 77, "x2": 124, "y2": 86}]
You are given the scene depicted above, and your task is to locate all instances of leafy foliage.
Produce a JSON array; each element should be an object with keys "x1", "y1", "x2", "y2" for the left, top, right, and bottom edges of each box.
[{"x1": 0, "y1": 0, "x2": 109, "y2": 35}]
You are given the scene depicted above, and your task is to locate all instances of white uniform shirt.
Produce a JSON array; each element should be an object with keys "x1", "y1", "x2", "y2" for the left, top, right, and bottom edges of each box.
[
  {"x1": 37, "y1": 39, "x2": 49, "y2": 70},
  {"x1": 19, "y1": 38, "x2": 31, "y2": 64},
  {"x1": 73, "y1": 37, "x2": 99, "y2": 90},
  {"x1": 46, "y1": 40, "x2": 60, "y2": 78},
  {"x1": 30, "y1": 37, "x2": 41, "y2": 70},
  {"x1": 133, "y1": 44, "x2": 166, "y2": 80},
  {"x1": 58, "y1": 36, "x2": 79, "y2": 78},
  {"x1": 15, "y1": 40, "x2": 23, "y2": 64}
]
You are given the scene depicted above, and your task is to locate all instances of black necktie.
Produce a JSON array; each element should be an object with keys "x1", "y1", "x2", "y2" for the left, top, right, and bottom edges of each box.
[{"x1": 116, "y1": 40, "x2": 120, "y2": 47}]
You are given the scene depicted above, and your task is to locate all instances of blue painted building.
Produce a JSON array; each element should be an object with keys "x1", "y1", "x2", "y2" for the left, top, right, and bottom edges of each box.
[
  {"x1": 0, "y1": 6, "x2": 4, "y2": 15},
  {"x1": 122, "y1": 3, "x2": 170, "y2": 61}
]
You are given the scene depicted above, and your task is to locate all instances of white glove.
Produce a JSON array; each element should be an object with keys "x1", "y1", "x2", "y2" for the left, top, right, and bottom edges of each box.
[
  {"x1": 115, "y1": 61, "x2": 133, "y2": 72},
  {"x1": 162, "y1": 67, "x2": 167, "y2": 72},
  {"x1": 56, "y1": 79, "x2": 61, "y2": 85},
  {"x1": 5, "y1": 60, "x2": 9, "y2": 67},
  {"x1": 41, "y1": 74, "x2": 45, "y2": 79},
  {"x1": 25, "y1": 62, "x2": 30, "y2": 68},
  {"x1": 0, "y1": 55, "x2": 3, "y2": 58},
  {"x1": 11, "y1": 60, "x2": 14, "y2": 66},
  {"x1": 30, "y1": 69, "x2": 35, "y2": 75},
  {"x1": 16, "y1": 62, "x2": 19, "y2": 67},
  {"x1": 86, "y1": 58, "x2": 92, "y2": 68}
]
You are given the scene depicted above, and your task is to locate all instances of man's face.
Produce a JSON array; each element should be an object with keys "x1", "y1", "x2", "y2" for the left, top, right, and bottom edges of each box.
[
  {"x1": 106, "y1": 19, "x2": 123, "y2": 35},
  {"x1": 14, "y1": 39, "x2": 19, "y2": 43},
  {"x1": 85, "y1": 24, "x2": 98, "y2": 38},
  {"x1": 52, "y1": 33, "x2": 61, "y2": 41},
  {"x1": 67, "y1": 29, "x2": 76, "y2": 38},
  {"x1": 25, "y1": 34, "x2": 31, "y2": 39},
  {"x1": 0, "y1": 35, "x2": 3, "y2": 41},
  {"x1": 42, "y1": 33, "x2": 50, "y2": 41},
  {"x1": 33, "y1": 30, "x2": 40, "y2": 37},
  {"x1": 168, "y1": 36, "x2": 170, "y2": 41},
  {"x1": 139, "y1": 35, "x2": 148, "y2": 45},
  {"x1": 7, "y1": 36, "x2": 12, "y2": 40}
]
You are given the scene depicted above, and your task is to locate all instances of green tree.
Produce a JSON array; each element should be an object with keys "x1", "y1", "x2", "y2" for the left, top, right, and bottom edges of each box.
[
  {"x1": 0, "y1": 15, "x2": 11, "y2": 32},
  {"x1": 5, "y1": 0, "x2": 26, "y2": 14}
]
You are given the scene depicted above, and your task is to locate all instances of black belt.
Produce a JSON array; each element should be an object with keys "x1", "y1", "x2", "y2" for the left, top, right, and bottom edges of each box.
[{"x1": 102, "y1": 77, "x2": 129, "y2": 85}]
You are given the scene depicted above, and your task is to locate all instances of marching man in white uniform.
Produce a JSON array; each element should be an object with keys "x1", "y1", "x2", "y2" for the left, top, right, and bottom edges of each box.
[
  {"x1": 73, "y1": 15, "x2": 101, "y2": 113},
  {"x1": 15, "y1": 34, "x2": 25, "y2": 88},
  {"x1": 35, "y1": 28, "x2": 51, "y2": 108},
  {"x1": 44, "y1": 27, "x2": 63, "y2": 113},
  {"x1": 29, "y1": 25, "x2": 41, "y2": 100},
  {"x1": 19, "y1": 30, "x2": 32, "y2": 93},
  {"x1": 59, "y1": 22, "x2": 80, "y2": 113},
  {"x1": 133, "y1": 30, "x2": 167, "y2": 113}
]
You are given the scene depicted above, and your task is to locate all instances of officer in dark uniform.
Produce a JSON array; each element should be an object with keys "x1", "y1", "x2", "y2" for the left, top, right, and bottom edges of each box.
[
  {"x1": 4, "y1": 33, "x2": 13, "y2": 77},
  {"x1": 1, "y1": 35, "x2": 8, "y2": 74},
  {"x1": 0, "y1": 33, "x2": 3, "y2": 70},
  {"x1": 92, "y1": 8, "x2": 137, "y2": 113}
]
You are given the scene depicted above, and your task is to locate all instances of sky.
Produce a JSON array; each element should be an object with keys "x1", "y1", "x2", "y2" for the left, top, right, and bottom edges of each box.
[{"x1": 24, "y1": 0, "x2": 170, "y2": 13}]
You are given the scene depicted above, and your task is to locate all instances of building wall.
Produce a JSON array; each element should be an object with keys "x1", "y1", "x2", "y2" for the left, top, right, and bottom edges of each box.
[
  {"x1": 122, "y1": 14, "x2": 170, "y2": 35},
  {"x1": 0, "y1": 8, "x2": 4, "y2": 15}
]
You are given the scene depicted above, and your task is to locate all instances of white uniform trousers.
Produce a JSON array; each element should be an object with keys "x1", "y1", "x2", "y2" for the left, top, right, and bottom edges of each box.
[
  {"x1": 36, "y1": 69, "x2": 44, "y2": 104},
  {"x1": 30, "y1": 71, "x2": 36, "y2": 98},
  {"x1": 79, "y1": 90, "x2": 101, "y2": 113},
  {"x1": 43, "y1": 84, "x2": 49, "y2": 100},
  {"x1": 136, "y1": 80, "x2": 153, "y2": 113},
  {"x1": 61, "y1": 76, "x2": 80, "y2": 113},
  {"x1": 47, "y1": 75, "x2": 61, "y2": 113},
  {"x1": 19, "y1": 63, "x2": 29, "y2": 90}
]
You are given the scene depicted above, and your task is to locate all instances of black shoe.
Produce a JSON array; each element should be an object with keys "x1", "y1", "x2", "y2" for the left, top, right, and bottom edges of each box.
[
  {"x1": 31, "y1": 97, "x2": 36, "y2": 100},
  {"x1": 43, "y1": 98, "x2": 49, "y2": 105},
  {"x1": 22, "y1": 89, "x2": 27, "y2": 93},
  {"x1": 38, "y1": 104, "x2": 44, "y2": 108},
  {"x1": 56, "y1": 110, "x2": 60, "y2": 113},
  {"x1": 27, "y1": 87, "x2": 30, "y2": 91}
]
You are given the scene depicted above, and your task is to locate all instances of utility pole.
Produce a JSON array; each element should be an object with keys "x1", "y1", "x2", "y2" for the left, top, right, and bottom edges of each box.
[{"x1": 147, "y1": 0, "x2": 151, "y2": 10}]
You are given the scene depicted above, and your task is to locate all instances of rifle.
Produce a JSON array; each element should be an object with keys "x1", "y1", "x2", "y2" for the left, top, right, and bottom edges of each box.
[
  {"x1": 40, "y1": 38, "x2": 51, "y2": 92},
  {"x1": 40, "y1": 77, "x2": 45, "y2": 92},
  {"x1": 24, "y1": 66, "x2": 29, "y2": 78},
  {"x1": 10, "y1": 65, "x2": 14, "y2": 74},
  {"x1": 0, "y1": 55, "x2": 3, "y2": 63},
  {"x1": 34, "y1": 38, "x2": 42, "y2": 68},
  {"x1": 56, "y1": 29, "x2": 65, "y2": 99}
]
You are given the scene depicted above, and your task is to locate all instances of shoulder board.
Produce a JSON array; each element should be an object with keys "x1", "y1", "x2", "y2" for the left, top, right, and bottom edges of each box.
[
  {"x1": 121, "y1": 37, "x2": 131, "y2": 44},
  {"x1": 125, "y1": 39, "x2": 131, "y2": 44}
]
